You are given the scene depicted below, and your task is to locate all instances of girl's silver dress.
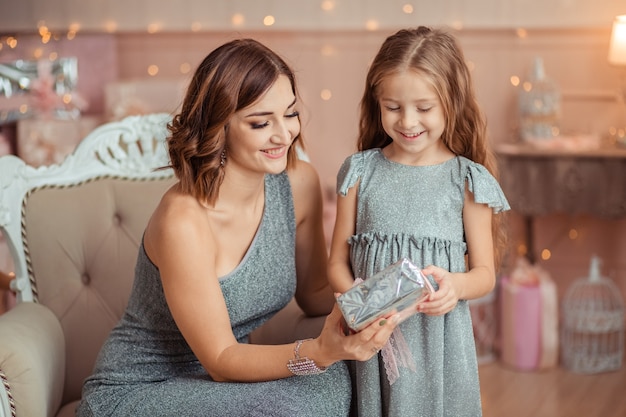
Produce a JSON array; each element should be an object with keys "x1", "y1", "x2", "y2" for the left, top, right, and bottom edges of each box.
[{"x1": 338, "y1": 149, "x2": 510, "y2": 417}]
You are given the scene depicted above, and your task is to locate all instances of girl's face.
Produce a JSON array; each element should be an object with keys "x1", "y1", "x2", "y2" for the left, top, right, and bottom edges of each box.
[
  {"x1": 377, "y1": 70, "x2": 447, "y2": 164},
  {"x1": 226, "y1": 75, "x2": 300, "y2": 175}
]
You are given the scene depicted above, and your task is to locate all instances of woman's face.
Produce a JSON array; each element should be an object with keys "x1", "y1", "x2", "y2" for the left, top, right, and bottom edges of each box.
[
  {"x1": 225, "y1": 75, "x2": 300, "y2": 175},
  {"x1": 377, "y1": 70, "x2": 446, "y2": 164}
]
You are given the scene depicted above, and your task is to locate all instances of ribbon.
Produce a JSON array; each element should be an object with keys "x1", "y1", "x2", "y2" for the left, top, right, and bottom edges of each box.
[{"x1": 381, "y1": 327, "x2": 417, "y2": 385}]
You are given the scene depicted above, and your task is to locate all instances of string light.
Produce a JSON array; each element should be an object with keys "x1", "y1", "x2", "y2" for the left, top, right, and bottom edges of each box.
[
  {"x1": 320, "y1": 45, "x2": 336, "y2": 56},
  {"x1": 147, "y1": 65, "x2": 159, "y2": 76},
  {"x1": 365, "y1": 19, "x2": 379, "y2": 31},
  {"x1": 232, "y1": 13, "x2": 245, "y2": 27},
  {"x1": 321, "y1": 1, "x2": 335, "y2": 12},
  {"x1": 104, "y1": 21, "x2": 118, "y2": 33},
  {"x1": 147, "y1": 23, "x2": 161, "y2": 34},
  {"x1": 179, "y1": 62, "x2": 191, "y2": 74}
]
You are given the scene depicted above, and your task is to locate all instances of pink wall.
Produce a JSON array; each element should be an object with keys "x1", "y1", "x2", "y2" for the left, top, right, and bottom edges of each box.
[
  {"x1": 112, "y1": 29, "x2": 626, "y2": 311},
  {"x1": 1, "y1": 28, "x2": 625, "y2": 314}
]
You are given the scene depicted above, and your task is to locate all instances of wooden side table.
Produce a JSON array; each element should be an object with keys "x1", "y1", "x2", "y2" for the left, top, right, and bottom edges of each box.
[{"x1": 496, "y1": 142, "x2": 626, "y2": 262}]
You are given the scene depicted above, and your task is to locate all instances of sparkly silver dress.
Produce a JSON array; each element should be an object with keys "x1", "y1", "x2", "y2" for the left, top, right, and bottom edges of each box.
[
  {"x1": 77, "y1": 172, "x2": 351, "y2": 417},
  {"x1": 337, "y1": 149, "x2": 510, "y2": 417}
]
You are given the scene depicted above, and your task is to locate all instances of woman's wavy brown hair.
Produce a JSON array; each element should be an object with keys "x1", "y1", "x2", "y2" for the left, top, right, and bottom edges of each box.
[
  {"x1": 358, "y1": 26, "x2": 508, "y2": 269},
  {"x1": 166, "y1": 38, "x2": 302, "y2": 205}
]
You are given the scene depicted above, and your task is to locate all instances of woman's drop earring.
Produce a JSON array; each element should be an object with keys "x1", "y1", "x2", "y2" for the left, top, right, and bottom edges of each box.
[{"x1": 220, "y1": 149, "x2": 227, "y2": 166}]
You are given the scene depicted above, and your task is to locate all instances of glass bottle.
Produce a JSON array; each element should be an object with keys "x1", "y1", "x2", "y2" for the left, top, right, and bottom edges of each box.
[{"x1": 518, "y1": 57, "x2": 561, "y2": 141}]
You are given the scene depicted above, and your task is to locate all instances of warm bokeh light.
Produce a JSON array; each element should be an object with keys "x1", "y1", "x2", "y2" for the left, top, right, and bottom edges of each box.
[
  {"x1": 321, "y1": 0, "x2": 335, "y2": 11},
  {"x1": 402, "y1": 4, "x2": 414, "y2": 14},
  {"x1": 232, "y1": 13, "x2": 245, "y2": 26},
  {"x1": 541, "y1": 249, "x2": 551, "y2": 260},
  {"x1": 104, "y1": 21, "x2": 118, "y2": 33},
  {"x1": 62, "y1": 94, "x2": 72, "y2": 105},
  {"x1": 263, "y1": 15, "x2": 275, "y2": 26},
  {"x1": 522, "y1": 81, "x2": 532, "y2": 92},
  {"x1": 19, "y1": 104, "x2": 28, "y2": 114},
  {"x1": 516, "y1": 28, "x2": 528, "y2": 39},
  {"x1": 147, "y1": 23, "x2": 161, "y2": 34},
  {"x1": 516, "y1": 244, "x2": 527, "y2": 256},
  {"x1": 320, "y1": 89, "x2": 332, "y2": 100},
  {"x1": 49, "y1": 52, "x2": 58, "y2": 60},
  {"x1": 147, "y1": 65, "x2": 159, "y2": 76},
  {"x1": 38, "y1": 25, "x2": 49, "y2": 37},
  {"x1": 568, "y1": 228, "x2": 578, "y2": 240},
  {"x1": 450, "y1": 21, "x2": 464, "y2": 30},
  {"x1": 365, "y1": 19, "x2": 379, "y2": 31},
  {"x1": 180, "y1": 62, "x2": 191, "y2": 74},
  {"x1": 320, "y1": 44, "x2": 336, "y2": 56},
  {"x1": 510, "y1": 75, "x2": 520, "y2": 86},
  {"x1": 33, "y1": 48, "x2": 43, "y2": 58},
  {"x1": 7, "y1": 37, "x2": 17, "y2": 48}
]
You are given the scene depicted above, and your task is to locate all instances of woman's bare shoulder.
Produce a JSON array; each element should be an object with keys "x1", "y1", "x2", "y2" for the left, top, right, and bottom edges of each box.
[
  {"x1": 145, "y1": 184, "x2": 213, "y2": 257},
  {"x1": 286, "y1": 158, "x2": 321, "y2": 192}
]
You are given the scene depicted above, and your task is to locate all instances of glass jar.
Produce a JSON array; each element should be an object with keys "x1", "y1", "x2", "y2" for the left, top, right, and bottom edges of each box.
[{"x1": 518, "y1": 57, "x2": 561, "y2": 141}]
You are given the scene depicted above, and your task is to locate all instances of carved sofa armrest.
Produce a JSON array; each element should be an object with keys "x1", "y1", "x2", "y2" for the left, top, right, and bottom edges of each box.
[{"x1": 0, "y1": 302, "x2": 65, "y2": 417}]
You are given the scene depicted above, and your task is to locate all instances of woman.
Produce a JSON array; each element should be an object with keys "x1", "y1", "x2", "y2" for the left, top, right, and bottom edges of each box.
[{"x1": 77, "y1": 38, "x2": 398, "y2": 417}]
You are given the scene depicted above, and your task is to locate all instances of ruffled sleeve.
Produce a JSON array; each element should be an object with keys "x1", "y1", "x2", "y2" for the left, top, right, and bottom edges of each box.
[
  {"x1": 465, "y1": 160, "x2": 511, "y2": 214},
  {"x1": 336, "y1": 151, "x2": 365, "y2": 196}
]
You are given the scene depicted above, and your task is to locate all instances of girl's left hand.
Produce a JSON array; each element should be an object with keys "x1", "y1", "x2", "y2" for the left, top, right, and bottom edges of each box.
[{"x1": 417, "y1": 265, "x2": 459, "y2": 316}]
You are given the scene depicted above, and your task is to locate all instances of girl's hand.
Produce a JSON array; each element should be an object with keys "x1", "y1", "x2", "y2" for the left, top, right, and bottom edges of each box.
[
  {"x1": 314, "y1": 303, "x2": 399, "y2": 365},
  {"x1": 418, "y1": 265, "x2": 459, "y2": 316}
]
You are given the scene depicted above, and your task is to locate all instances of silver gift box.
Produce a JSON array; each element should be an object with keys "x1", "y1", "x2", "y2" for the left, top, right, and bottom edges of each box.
[{"x1": 337, "y1": 258, "x2": 434, "y2": 331}]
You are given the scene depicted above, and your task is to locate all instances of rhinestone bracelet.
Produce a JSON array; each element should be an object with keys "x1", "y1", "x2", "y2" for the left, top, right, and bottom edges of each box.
[{"x1": 287, "y1": 339, "x2": 327, "y2": 376}]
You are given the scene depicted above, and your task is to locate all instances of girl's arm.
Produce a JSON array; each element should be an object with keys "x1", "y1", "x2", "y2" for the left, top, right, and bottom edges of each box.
[
  {"x1": 288, "y1": 159, "x2": 335, "y2": 316},
  {"x1": 419, "y1": 186, "x2": 496, "y2": 316},
  {"x1": 327, "y1": 182, "x2": 359, "y2": 294}
]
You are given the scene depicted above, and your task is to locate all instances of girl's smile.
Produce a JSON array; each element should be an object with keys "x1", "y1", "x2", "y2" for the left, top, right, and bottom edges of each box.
[{"x1": 378, "y1": 70, "x2": 450, "y2": 165}]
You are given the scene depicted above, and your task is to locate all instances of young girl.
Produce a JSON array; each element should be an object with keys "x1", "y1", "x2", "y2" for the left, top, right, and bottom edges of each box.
[{"x1": 329, "y1": 27, "x2": 510, "y2": 416}]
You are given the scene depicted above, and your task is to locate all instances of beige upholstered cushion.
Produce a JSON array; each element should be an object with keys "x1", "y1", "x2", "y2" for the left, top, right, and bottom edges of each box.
[{"x1": 23, "y1": 177, "x2": 175, "y2": 404}]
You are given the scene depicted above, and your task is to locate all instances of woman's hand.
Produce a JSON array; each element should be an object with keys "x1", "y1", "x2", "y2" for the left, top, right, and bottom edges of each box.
[
  {"x1": 418, "y1": 265, "x2": 459, "y2": 316},
  {"x1": 310, "y1": 303, "x2": 399, "y2": 366}
]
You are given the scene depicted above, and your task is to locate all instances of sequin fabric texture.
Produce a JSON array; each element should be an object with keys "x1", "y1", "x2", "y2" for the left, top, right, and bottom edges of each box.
[
  {"x1": 77, "y1": 172, "x2": 352, "y2": 417},
  {"x1": 337, "y1": 148, "x2": 510, "y2": 417}
]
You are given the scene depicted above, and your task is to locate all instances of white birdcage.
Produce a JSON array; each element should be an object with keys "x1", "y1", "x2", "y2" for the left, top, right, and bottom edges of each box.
[{"x1": 561, "y1": 256, "x2": 624, "y2": 373}]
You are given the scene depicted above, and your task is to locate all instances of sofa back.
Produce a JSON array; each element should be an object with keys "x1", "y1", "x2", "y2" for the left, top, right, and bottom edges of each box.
[{"x1": 23, "y1": 176, "x2": 174, "y2": 403}]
